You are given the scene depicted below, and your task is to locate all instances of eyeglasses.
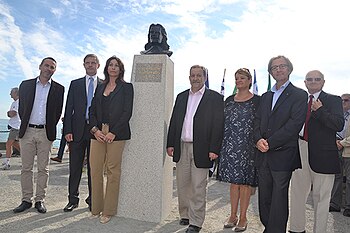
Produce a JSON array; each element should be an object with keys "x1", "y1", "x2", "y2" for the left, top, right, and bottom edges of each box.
[
  {"x1": 342, "y1": 99, "x2": 350, "y2": 102},
  {"x1": 305, "y1": 77, "x2": 322, "y2": 82},
  {"x1": 270, "y1": 64, "x2": 288, "y2": 72}
]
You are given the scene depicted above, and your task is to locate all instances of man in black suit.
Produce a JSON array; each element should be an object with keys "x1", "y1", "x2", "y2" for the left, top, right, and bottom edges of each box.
[
  {"x1": 13, "y1": 57, "x2": 64, "y2": 214},
  {"x1": 62, "y1": 54, "x2": 100, "y2": 212},
  {"x1": 166, "y1": 65, "x2": 224, "y2": 233},
  {"x1": 254, "y1": 55, "x2": 307, "y2": 233},
  {"x1": 289, "y1": 70, "x2": 344, "y2": 233}
]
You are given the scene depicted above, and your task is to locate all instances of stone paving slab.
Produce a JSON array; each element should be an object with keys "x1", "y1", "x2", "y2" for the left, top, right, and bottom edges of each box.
[{"x1": 0, "y1": 153, "x2": 349, "y2": 233}]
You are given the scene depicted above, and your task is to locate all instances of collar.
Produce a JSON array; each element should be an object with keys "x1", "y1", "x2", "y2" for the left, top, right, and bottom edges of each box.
[
  {"x1": 189, "y1": 85, "x2": 206, "y2": 95},
  {"x1": 36, "y1": 77, "x2": 52, "y2": 86},
  {"x1": 86, "y1": 74, "x2": 96, "y2": 80},
  {"x1": 309, "y1": 90, "x2": 321, "y2": 100},
  {"x1": 271, "y1": 80, "x2": 290, "y2": 92}
]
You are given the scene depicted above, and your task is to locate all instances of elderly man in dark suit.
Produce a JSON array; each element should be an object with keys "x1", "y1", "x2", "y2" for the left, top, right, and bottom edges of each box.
[
  {"x1": 289, "y1": 70, "x2": 344, "y2": 233},
  {"x1": 166, "y1": 65, "x2": 224, "y2": 233},
  {"x1": 13, "y1": 57, "x2": 64, "y2": 214},
  {"x1": 61, "y1": 54, "x2": 101, "y2": 212},
  {"x1": 254, "y1": 55, "x2": 307, "y2": 233}
]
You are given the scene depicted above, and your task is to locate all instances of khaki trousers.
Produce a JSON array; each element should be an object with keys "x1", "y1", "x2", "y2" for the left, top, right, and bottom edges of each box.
[
  {"x1": 290, "y1": 139, "x2": 335, "y2": 233},
  {"x1": 19, "y1": 127, "x2": 52, "y2": 202},
  {"x1": 90, "y1": 130, "x2": 125, "y2": 216},
  {"x1": 176, "y1": 142, "x2": 208, "y2": 227}
]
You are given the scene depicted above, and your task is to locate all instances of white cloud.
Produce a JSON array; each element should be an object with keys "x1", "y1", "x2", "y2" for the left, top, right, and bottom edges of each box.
[
  {"x1": 51, "y1": 8, "x2": 64, "y2": 18},
  {"x1": 1, "y1": 0, "x2": 350, "y2": 120},
  {"x1": 0, "y1": 2, "x2": 33, "y2": 80}
]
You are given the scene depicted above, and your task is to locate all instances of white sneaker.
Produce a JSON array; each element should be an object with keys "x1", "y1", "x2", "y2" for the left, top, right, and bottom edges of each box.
[{"x1": 2, "y1": 164, "x2": 10, "y2": 170}]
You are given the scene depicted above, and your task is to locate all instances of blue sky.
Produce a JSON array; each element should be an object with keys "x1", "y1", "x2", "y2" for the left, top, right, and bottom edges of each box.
[{"x1": 1, "y1": 0, "x2": 350, "y2": 119}]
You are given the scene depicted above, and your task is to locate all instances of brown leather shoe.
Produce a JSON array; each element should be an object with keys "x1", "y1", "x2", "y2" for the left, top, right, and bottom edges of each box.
[{"x1": 50, "y1": 157, "x2": 62, "y2": 163}]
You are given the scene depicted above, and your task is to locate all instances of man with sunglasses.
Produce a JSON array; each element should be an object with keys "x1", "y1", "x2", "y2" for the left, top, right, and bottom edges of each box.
[
  {"x1": 330, "y1": 93, "x2": 350, "y2": 217},
  {"x1": 289, "y1": 70, "x2": 344, "y2": 233}
]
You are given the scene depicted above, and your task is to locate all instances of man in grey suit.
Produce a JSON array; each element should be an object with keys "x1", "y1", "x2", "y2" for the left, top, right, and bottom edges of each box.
[
  {"x1": 62, "y1": 54, "x2": 100, "y2": 212},
  {"x1": 166, "y1": 65, "x2": 224, "y2": 233},
  {"x1": 254, "y1": 55, "x2": 307, "y2": 233}
]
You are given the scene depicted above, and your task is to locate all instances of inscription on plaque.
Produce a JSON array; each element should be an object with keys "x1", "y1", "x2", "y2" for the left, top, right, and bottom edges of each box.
[{"x1": 135, "y1": 63, "x2": 162, "y2": 82}]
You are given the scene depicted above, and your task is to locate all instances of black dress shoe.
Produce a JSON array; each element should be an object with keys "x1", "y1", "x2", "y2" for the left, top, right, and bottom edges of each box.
[
  {"x1": 329, "y1": 206, "x2": 341, "y2": 212},
  {"x1": 343, "y1": 209, "x2": 350, "y2": 217},
  {"x1": 85, "y1": 197, "x2": 91, "y2": 211},
  {"x1": 63, "y1": 202, "x2": 78, "y2": 212},
  {"x1": 185, "y1": 225, "x2": 201, "y2": 233},
  {"x1": 35, "y1": 201, "x2": 47, "y2": 213},
  {"x1": 13, "y1": 201, "x2": 32, "y2": 213},
  {"x1": 289, "y1": 231, "x2": 306, "y2": 233},
  {"x1": 179, "y1": 218, "x2": 189, "y2": 225}
]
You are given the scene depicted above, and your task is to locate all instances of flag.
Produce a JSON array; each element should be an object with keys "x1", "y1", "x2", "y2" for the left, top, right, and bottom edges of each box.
[
  {"x1": 232, "y1": 85, "x2": 237, "y2": 95},
  {"x1": 267, "y1": 74, "x2": 272, "y2": 91},
  {"x1": 220, "y1": 68, "x2": 226, "y2": 96},
  {"x1": 205, "y1": 67, "x2": 209, "y2": 88},
  {"x1": 253, "y1": 69, "x2": 258, "y2": 95},
  {"x1": 209, "y1": 68, "x2": 226, "y2": 178}
]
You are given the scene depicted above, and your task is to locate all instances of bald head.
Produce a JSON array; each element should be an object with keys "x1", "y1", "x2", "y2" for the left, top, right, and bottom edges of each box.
[{"x1": 304, "y1": 70, "x2": 325, "y2": 94}]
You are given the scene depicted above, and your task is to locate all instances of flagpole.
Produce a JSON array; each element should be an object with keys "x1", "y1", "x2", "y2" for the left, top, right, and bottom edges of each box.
[
  {"x1": 220, "y1": 68, "x2": 226, "y2": 96},
  {"x1": 253, "y1": 69, "x2": 258, "y2": 95}
]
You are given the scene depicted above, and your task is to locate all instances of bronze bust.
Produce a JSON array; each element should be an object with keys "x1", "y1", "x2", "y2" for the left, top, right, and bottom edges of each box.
[{"x1": 141, "y1": 24, "x2": 173, "y2": 57}]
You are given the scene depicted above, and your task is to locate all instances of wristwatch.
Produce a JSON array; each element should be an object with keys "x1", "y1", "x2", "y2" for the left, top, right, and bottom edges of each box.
[{"x1": 90, "y1": 126, "x2": 98, "y2": 134}]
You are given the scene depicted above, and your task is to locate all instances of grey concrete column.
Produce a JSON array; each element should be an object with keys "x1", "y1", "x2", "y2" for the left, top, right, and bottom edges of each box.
[{"x1": 118, "y1": 54, "x2": 174, "y2": 222}]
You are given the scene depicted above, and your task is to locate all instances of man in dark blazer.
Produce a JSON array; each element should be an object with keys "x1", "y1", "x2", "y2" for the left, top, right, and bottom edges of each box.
[
  {"x1": 289, "y1": 70, "x2": 344, "y2": 233},
  {"x1": 254, "y1": 55, "x2": 307, "y2": 233},
  {"x1": 167, "y1": 65, "x2": 224, "y2": 233},
  {"x1": 13, "y1": 57, "x2": 64, "y2": 214},
  {"x1": 61, "y1": 54, "x2": 101, "y2": 212}
]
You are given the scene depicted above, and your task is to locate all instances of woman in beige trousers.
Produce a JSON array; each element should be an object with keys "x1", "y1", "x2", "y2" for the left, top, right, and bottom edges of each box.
[{"x1": 89, "y1": 56, "x2": 134, "y2": 224}]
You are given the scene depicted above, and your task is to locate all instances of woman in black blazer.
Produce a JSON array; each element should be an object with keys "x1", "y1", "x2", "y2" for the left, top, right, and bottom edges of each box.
[{"x1": 89, "y1": 56, "x2": 134, "y2": 223}]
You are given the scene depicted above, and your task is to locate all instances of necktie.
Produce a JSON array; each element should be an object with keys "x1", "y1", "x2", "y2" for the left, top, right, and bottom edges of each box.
[
  {"x1": 303, "y1": 95, "x2": 313, "y2": 141},
  {"x1": 338, "y1": 111, "x2": 350, "y2": 139},
  {"x1": 345, "y1": 111, "x2": 350, "y2": 121},
  {"x1": 86, "y1": 77, "x2": 94, "y2": 120}
]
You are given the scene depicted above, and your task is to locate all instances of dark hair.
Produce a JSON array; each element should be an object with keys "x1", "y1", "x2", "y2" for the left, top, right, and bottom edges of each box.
[
  {"x1": 144, "y1": 24, "x2": 170, "y2": 51},
  {"x1": 40, "y1": 57, "x2": 56, "y2": 66},
  {"x1": 103, "y1": 56, "x2": 125, "y2": 83},
  {"x1": 84, "y1": 54, "x2": 99, "y2": 64},
  {"x1": 268, "y1": 55, "x2": 293, "y2": 74},
  {"x1": 190, "y1": 65, "x2": 207, "y2": 78}
]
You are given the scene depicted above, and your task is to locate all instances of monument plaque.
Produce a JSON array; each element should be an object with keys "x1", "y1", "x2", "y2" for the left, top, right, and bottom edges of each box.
[{"x1": 135, "y1": 63, "x2": 162, "y2": 82}]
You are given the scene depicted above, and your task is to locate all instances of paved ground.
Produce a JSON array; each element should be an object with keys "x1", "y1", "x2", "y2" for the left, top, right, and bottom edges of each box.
[{"x1": 0, "y1": 152, "x2": 349, "y2": 233}]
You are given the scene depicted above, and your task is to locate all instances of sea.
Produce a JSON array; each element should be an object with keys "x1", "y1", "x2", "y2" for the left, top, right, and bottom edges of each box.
[{"x1": 0, "y1": 118, "x2": 62, "y2": 149}]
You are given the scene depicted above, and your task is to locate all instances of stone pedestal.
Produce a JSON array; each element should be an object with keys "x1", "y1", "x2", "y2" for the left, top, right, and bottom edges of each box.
[{"x1": 118, "y1": 55, "x2": 174, "y2": 222}]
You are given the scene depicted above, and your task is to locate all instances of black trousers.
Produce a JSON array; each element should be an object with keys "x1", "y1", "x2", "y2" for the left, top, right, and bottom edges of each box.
[
  {"x1": 68, "y1": 123, "x2": 91, "y2": 205},
  {"x1": 258, "y1": 158, "x2": 292, "y2": 233}
]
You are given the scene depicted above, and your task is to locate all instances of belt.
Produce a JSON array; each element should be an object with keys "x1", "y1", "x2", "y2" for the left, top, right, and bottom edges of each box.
[{"x1": 29, "y1": 124, "x2": 45, "y2": 129}]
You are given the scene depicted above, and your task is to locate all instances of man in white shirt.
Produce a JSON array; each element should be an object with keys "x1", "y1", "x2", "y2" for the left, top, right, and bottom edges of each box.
[{"x1": 2, "y1": 87, "x2": 21, "y2": 170}]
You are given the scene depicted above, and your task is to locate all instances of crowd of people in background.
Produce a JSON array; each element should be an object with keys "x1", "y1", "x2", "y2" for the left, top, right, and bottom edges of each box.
[{"x1": 2, "y1": 53, "x2": 349, "y2": 233}]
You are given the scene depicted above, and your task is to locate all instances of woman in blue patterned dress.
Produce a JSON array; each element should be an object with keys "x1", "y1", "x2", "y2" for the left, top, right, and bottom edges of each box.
[{"x1": 218, "y1": 68, "x2": 260, "y2": 232}]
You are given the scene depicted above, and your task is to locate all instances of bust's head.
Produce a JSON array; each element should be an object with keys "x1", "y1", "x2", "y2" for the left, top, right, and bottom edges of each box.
[
  {"x1": 149, "y1": 24, "x2": 164, "y2": 44},
  {"x1": 145, "y1": 24, "x2": 169, "y2": 50}
]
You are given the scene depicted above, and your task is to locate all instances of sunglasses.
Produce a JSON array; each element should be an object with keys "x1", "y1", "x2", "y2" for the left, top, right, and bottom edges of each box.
[{"x1": 305, "y1": 77, "x2": 322, "y2": 82}]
